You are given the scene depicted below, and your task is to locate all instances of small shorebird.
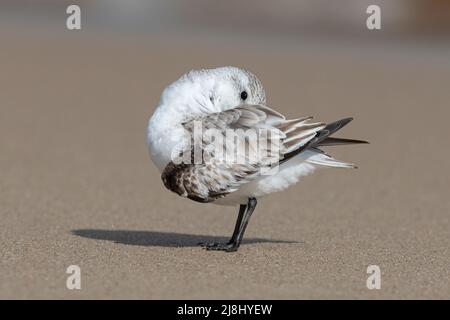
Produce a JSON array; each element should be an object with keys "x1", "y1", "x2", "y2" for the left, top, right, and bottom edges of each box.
[{"x1": 147, "y1": 66, "x2": 367, "y2": 252}]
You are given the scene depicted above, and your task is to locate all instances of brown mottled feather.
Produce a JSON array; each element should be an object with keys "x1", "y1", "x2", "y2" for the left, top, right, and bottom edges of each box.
[{"x1": 162, "y1": 104, "x2": 341, "y2": 201}]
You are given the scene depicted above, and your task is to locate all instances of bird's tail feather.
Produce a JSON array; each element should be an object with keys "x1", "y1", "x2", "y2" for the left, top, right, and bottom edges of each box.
[
  {"x1": 306, "y1": 152, "x2": 357, "y2": 169},
  {"x1": 318, "y1": 137, "x2": 369, "y2": 147},
  {"x1": 281, "y1": 117, "x2": 368, "y2": 167}
]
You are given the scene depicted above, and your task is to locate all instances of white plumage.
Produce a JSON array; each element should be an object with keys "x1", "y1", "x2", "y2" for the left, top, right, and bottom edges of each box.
[{"x1": 146, "y1": 66, "x2": 366, "y2": 251}]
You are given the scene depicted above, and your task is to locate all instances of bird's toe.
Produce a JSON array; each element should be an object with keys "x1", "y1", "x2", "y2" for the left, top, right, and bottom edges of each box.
[{"x1": 201, "y1": 242, "x2": 238, "y2": 252}]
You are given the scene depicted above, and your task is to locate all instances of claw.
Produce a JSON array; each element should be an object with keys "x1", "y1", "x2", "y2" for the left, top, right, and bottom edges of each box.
[
  {"x1": 198, "y1": 242, "x2": 219, "y2": 247},
  {"x1": 199, "y1": 242, "x2": 238, "y2": 252}
]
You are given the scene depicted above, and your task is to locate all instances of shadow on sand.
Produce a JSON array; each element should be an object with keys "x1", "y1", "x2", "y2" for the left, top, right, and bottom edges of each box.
[{"x1": 72, "y1": 229, "x2": 297, "y2": 247}]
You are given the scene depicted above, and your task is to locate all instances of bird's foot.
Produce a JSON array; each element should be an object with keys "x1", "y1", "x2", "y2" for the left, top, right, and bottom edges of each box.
[{"x1": 198, "y1": 241, "x2": 238, "y2": 252}]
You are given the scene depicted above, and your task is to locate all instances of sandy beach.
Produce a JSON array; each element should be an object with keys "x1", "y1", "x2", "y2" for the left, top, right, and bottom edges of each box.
[{"x1": 1, "y1": 26, "x2": 449, "y2": 299}]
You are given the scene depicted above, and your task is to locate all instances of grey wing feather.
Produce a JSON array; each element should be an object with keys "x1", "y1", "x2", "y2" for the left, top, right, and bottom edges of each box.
[
  {"x1": 163, "y1": 104, "x2": 286, "y2": 202},
  {"x1": 281, "y1": 117, "x2": 362, "y2": 163},
  {"x1": 162, "y1": 106, "x2": 365, "y2": 202}
]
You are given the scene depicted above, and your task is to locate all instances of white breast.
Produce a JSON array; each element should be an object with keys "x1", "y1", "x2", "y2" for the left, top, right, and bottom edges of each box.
[{"x1": 147, "y1": 106, "x2": 186, "y2": 171}]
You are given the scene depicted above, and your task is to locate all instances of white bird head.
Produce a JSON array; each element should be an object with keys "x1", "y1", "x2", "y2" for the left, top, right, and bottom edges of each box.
[
  {"x1": 157, "y1": 66, "x2": 266, "y2": 118},
  {"x1": 147, "y1": 67, "x2": 267, "y2": 170}
]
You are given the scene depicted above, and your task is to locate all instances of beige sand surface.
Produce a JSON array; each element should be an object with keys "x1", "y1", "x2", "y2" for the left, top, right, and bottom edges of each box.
[{"x1": 1, "y1": 30, "x2": 449, "y2": 299}]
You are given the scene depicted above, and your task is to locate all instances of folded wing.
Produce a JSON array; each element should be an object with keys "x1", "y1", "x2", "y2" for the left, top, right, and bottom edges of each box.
[{"x1": 162, "y1": 104, "x2": 360, "y2": 202}]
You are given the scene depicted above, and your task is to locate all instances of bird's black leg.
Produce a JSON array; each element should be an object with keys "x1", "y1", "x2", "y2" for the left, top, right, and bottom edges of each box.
[
  {"x1": 230, "y1": 204, "x2": 247, "y2": 241},
  {"x1": 199, "y1": 198, "x2": 257, "y2": 252},
  {"x1": 235, "y1": 197, "x2": 257, "y2": 248},
  {"x1": 199, "y1": 204, "x2": 246, "y2": 250}
]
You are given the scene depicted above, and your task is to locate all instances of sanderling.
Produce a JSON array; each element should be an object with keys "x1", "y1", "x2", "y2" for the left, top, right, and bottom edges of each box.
[{"x1": 147, "y1": 66, "x2": 368, "y2": 252}]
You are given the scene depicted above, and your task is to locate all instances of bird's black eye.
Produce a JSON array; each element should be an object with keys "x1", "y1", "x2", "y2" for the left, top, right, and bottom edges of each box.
[{"x1": 240, "y1": 91, "x2": 248, "y2": 100}]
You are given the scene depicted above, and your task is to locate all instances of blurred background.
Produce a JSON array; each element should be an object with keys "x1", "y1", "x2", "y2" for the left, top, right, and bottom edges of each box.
[
  {"x1": 1, "y1": 1, "x2": 449, "y2": 299},
  {"x1": 2, "y1": 0, "x2": 450, "y2": 38}
]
